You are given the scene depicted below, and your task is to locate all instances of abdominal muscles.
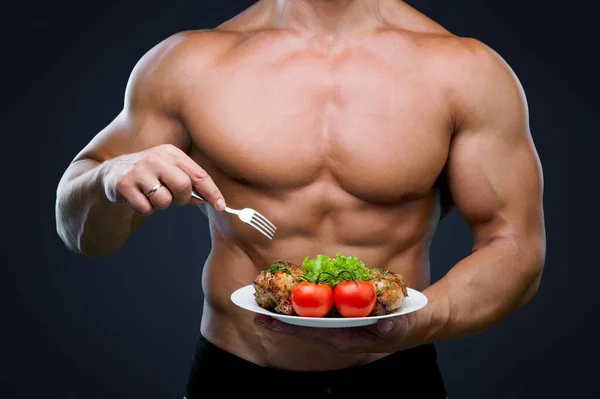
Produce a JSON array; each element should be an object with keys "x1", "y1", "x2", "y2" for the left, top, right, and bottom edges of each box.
[{"x1": 202, "y1": 174, "x2": 441, "y2": 303}]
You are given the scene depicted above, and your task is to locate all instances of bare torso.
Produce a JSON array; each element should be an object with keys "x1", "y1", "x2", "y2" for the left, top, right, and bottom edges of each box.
[{"x1": 175, "y1": 2, "x2": 459, "y2": 370}]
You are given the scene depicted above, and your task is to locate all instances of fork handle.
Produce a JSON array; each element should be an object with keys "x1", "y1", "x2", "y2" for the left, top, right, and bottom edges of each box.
[{"x1": 191, "y1": 190, "x2": 206, "y2": 202}]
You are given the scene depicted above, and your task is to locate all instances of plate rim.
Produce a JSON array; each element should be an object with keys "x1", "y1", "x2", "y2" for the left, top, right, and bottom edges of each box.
[{"x1": 230, "y1": 284, "x2": 428, "y2": 323}]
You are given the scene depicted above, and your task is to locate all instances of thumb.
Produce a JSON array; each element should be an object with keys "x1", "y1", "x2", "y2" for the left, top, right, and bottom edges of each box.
[{"x1": 376, "y1": 316, "x2": 407, "y2": 336}]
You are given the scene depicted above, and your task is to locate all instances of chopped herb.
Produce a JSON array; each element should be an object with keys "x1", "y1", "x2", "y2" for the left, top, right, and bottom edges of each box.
[{"x1": 268, "y1": 262, "x2": 291, "y2": 274}]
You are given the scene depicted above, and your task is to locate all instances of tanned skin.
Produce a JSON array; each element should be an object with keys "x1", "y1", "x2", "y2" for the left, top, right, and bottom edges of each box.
[{"x1": 55, "y1": 0, "x2": 545, "y2": 371}]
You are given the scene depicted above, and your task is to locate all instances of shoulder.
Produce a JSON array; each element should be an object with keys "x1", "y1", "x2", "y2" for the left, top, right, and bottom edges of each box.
[
  {"x1": 444, "y1": 37, "x2": 526, "y2": 122},
  {"x1": 380, "y1": 26, "x2": 527, "y2": 124},
  {"x1": 405, "y1": 31, "x2": 520, "y2": 88},
  {"x1": 438, "y1": 36, "x2": 522, "y2": 91},
  {"x1": 419, "y1": 35, "x2": 528, "y2": 131},
  {"x1": 379, "y1": 21, "x2": 520, "y2": 93},
  {"x1": 123, "y1": 29, "x2": 247, "y2": 111},
  {"x1": 127, "y1": 29, "x2": 245, "y2": 86}
]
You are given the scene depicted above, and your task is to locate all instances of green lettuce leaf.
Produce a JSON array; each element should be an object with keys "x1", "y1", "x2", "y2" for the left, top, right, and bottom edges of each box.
[{"x1": 300, "y1": 252, "x2": 372, "y2": 287}]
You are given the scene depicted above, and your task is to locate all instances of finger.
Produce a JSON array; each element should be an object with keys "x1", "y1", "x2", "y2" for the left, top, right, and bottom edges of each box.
[
  {"x1": 138, "y1": 155, "x2": 186, "y2": 207},
  {"x1": 173, "y1": 156, "x2": 226, "y2": 211},
  {"x1": 140, "y1": 180, "x2": 173, "y2": 210},
  {"x1": 254, "y1": 314, "x2": 275, "y2": 326},
  {"x1": 159, "y1": 166, "x2": 192, "y2": 205},
  {"x1": 253, "y1": 314, "x2": 336, "y2": 341},
  {"x1": 370, "y1": 316, "x2": 408, "y2": 337},
  {"x1": 117, "y1": 179, "x2": 154, "y2": 216}
]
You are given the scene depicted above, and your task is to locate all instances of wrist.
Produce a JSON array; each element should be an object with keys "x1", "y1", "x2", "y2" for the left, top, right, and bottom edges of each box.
[
  {"x1": 387, "y1": 291, "x2": 450, "y2": 351},
  {"x1": 413, "y1": 295, "x2": 450, "y2": 344},
  {"x1": 97, "y1": 159, "x2": 122, "y2": 204}
]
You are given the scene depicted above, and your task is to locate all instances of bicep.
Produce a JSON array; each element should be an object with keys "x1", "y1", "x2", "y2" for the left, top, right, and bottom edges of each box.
[
  {"x1": 447, "y1": 121, "x2": 544, "y2": 250},
  {"x1": 76, "y1": 107, "x2": 189, "y2": 164},
  {"x1": 447, "y1": 43, "x2": 545, "y2": 251}
]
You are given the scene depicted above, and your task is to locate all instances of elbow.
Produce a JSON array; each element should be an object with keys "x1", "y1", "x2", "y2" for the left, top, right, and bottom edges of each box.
[
  {"x1": 55, "y1": 201, "x2": 113, "y2": 261},
  {"x1": 55, "y1": 217, "x2": 99, "y2": 259},
  {"x1": 55, "y1": 173, "x2": 81, "y2": 253},
  {"x1": 78, "y1": 237, "x2": 116, "y2": 260},
  {"x1": 55, "y1": 198, "x2": 81, "y2": 254},
  {"x1": 487, "y1": 230, "x2": 545, "y2": 308},
  {"x1": 520, "y1": 261, "x2": 543, "y2": 307},
  {"x1": 518, "y1": 235, "x2": 546, "y2": 307},
  {"x1": 57, "y1": 226, "x2": 114, "y2": 260},
  {"x1": 55, "y1": 170, "x2": 117, "y2": 260},
  {"x1": 56, "y1": 225, "x2": 80, "y2": 255}
]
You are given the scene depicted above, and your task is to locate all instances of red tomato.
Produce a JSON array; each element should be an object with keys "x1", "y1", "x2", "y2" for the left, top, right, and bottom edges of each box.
[
  {"x1": 333, "y1": 280, "x2": 376, "y2": 318},
  {"x1": 290, "y1": 282, "x2": 334, "y2": 317}
]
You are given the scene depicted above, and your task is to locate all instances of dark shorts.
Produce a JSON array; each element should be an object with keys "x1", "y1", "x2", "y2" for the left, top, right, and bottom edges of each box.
[{"x1": 185, "y1": 334, "x2": 447, "y2": 397}]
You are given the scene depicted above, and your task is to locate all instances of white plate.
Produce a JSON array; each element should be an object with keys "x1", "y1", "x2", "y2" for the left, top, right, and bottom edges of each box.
[{"x1": 230, "y1": 284, "x2": 428, "y2": 328}]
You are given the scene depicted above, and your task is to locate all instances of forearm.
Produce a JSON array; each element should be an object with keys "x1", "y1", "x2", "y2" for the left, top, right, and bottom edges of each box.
[
  {"x1": 55, "y1": 159, "x2": 137, "y2": 258},
  {"x1": 408, "y1": 237, "x2": 544, "y2": 345}
]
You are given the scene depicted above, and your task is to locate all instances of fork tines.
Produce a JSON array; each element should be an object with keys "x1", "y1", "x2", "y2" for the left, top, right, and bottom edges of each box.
[{"x1": 249, "y1": 212, "x2": 277, "y2": 240}]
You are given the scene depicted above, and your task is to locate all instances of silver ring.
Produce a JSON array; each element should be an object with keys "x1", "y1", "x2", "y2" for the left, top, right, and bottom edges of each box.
[{"x1": 146, "y1": 183, "x2": 163, "y2": 198}]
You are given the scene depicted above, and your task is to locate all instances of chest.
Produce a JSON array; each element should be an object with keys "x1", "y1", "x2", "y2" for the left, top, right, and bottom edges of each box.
[{"x1": 183, "y1": 44, "x2": 453, "y2": 203}]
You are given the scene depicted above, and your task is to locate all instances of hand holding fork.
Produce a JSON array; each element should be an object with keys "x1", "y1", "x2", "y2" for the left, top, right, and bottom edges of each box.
[
  {"x1": 104, "y1": 144, "x2": 277, "y2": 239},
  {"x1": 192, "y1": 190, "x2": 277, "y2": 240}
]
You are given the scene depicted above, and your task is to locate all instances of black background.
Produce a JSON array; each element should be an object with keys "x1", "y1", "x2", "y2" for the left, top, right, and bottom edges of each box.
[{"x1": 2, "y1": 1, "x2": 598, "y2": 398}]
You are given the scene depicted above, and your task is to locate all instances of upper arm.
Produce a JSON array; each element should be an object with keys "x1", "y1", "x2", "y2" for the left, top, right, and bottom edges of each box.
[
  {"x1": 446, "y1": 39, "x2": 545, "y2": 259},
  {"x1": 73, "y1": 32, "x2": 195, "y2": 164}
]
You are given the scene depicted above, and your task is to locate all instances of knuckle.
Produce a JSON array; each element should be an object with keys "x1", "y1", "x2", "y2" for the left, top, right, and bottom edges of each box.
[
  {"x1": 131, "y1": 162, "x2": 148, "y2": 177},
  {"x1": 171, "y1": 177, "x2": 192, "y2": 194},
  {"x1": 143, "y1": 151, "x2": 162, "y2": 166},
  {"x1": 115, "y1": 177, "x2": 129, "y2": 193},
  {"x1": 174, "y1": 195, "x2": 191, "y2": 205},
  {"x1": 173, "y1": 188, "x2": 192, "y2": 203},
  {"x1": 139, "y1": 207, "x2": 154, "y2": 216},
  {"x1": 190, "y1": 168, "x2": 210, "y2": 183},
  {"x1": 204, "y1": 187, "x2": 221, "y2": 200},
  {"x1": 159, "y1": 144, "x2": 180, "y2": 157},
  {"x1": 130, "y1": 201, "x2": 152, "y2": 216},
  {"x1": 153, "y1": 194, "x2": 172, "y2": 209}
]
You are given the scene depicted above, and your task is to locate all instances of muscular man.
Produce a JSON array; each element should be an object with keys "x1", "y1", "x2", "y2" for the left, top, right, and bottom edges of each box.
[{"x1": 55, "y1": 0, "x2": 545, "y2": 397}]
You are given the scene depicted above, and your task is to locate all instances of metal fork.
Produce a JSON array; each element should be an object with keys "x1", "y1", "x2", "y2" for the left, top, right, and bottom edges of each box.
[{"x1": 191, "y1": 190, "x2": 277, "y2": 240}]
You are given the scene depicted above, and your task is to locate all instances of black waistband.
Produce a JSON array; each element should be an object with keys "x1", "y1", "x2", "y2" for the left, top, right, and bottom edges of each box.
[{"x1": 186, "y1": 334, "x2": 447, "y2": 396}]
